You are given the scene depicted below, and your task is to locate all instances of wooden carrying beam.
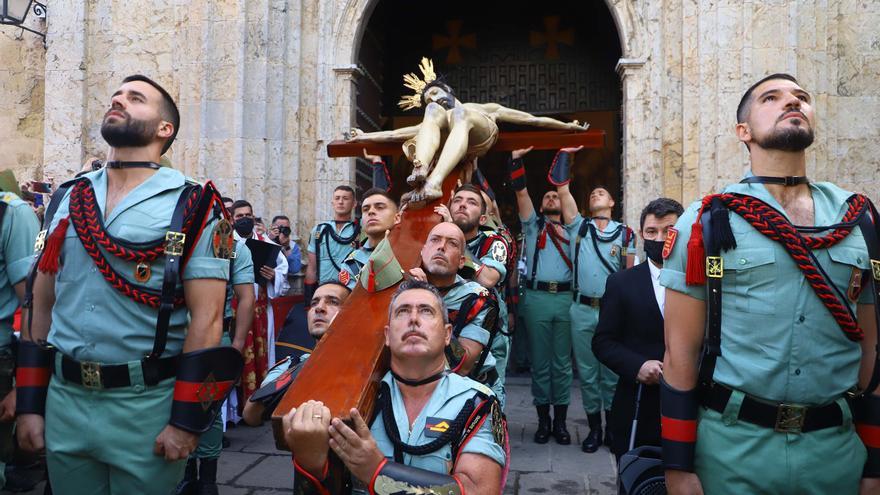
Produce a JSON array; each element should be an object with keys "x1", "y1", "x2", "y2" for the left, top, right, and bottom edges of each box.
[
  {"x1": 326, "y1": 129, "x2": 605, "y2": 158},
  {"x1": 271, "y1": 169, "x2": 463, "y2": 451}
]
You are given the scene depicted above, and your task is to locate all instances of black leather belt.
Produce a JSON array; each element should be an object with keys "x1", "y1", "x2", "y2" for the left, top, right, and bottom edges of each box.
[
  {"x1": 574, "y1": 293, "x2": 601, "y2": 308},
  {"x1": 56, "y1": 353, "x2": 178, "y2": 389},
  {"x1": 528, "y1": 280, "x2": 571, "y2": 293},
  {"x1": 703, "y1": 384, "x2": 844, "y2": 433}
]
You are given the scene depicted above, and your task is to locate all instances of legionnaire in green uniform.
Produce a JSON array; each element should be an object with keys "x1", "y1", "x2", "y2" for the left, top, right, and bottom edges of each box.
[
  {"x1": 508, "y1": 147, "x2": 574, "y2": 445},
  {"x1": 407, "y1": 222, "x2": 502, "y2": 403},
  {"x1": 284, "y1": 280, "x2": 506, "y2": 495},
  {"x1": 305, "y1": 185, "x2": 359, "y2": 296},
  {"x1": 178, "y1": 238, "x2": 254, "y2": 495},
  {"x1": 242, "y1": 281, "x2": 350, "y2": 426},
  {"x1": 550, "y1": 147, "x2": 636, "y2": 453},
  {"x1": 337, "y1": 188, "x2": 401, "y2": 290},
  {"x1": 661, "y1": 73, "x2": 880, "y2": 494},
  {"x1": 0, "y1": 171, "x2": 40, "y2": 489},
  {"x1": 15, "y1": 75, "x2": 241, "y2": 495}
]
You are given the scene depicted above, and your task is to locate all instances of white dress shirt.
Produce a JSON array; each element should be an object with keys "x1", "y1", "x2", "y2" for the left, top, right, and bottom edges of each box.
[{"x1": 648, "y1": 260, "x2": 665, "y2": 316}]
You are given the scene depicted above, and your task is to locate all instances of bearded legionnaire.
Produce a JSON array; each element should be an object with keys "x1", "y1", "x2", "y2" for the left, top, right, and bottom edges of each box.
[
  {"x1": 408, "y1": 222, "x2": 502, "y2": 403},
  {"x1": 338, "y1": 189, "x2": 400, "y2": 291},
  {"x1": 15, "y1": 75, "x2": 241, "y2": 494},
  {"x1": 661, "y1": 73, "x2": 880, "y2": 494},
  {"x1": 285, "y1": 281, "x2": 506, "y2": 495},
  {"x1": 550, "y1": 147, "x2": 636, "y2": 453},
  {"x1": 178, "y1": 237, "x2": 254, "y2": 495},
  {"x1": 346, "y1": 57, "x2": 587, "y2": 205},
  {"x1": 243, "y1": 282, "x2": 350, "y2": 427},
  {"x1": 508, "y1": 147, "x2": 574, "y2": 445},
  {"x1": 439, "y1": 184, "x2": 512, "y2": 407},
  {"x1": 0, "y1": 171, "x2": 40, "y2": 489},
  {"x1": 305, "y1": 185, "x2": 359, "y2": 297}
]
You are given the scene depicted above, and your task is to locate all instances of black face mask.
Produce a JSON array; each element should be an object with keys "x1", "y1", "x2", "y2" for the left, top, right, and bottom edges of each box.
[
  {"x1": 643, "y1": 239, "x2": 665, "y2": 265},
  {"x1": 234, "y1": 217, "x2": 255, "y2": 237}
]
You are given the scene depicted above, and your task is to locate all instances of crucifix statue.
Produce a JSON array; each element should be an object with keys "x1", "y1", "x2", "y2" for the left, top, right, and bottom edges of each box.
[{"x1": 346, "y1": 58, "x2": 588, "y2": 204}]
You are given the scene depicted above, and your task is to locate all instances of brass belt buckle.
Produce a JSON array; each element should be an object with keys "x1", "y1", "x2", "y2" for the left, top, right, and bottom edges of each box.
[
  {"x1": 775, "y1": 403, "x2": 806, "y2": 433},
  {"x1": 548, "y1": 281, "x2": 558, "y2": 294},
  {"x1": 81, "y1": 362, "x2": 103, "y2": 389},
  {"x1": 164, "y1": 231, "x2": 186, "y2": 257},
  {"x1": 591, "y1": 298, "x2": 600, "y2": 308}
]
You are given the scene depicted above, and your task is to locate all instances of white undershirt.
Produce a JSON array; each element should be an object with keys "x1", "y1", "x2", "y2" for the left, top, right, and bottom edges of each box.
[{"x1": 648, "y1": 260, "x2": 665, "y2": 316}]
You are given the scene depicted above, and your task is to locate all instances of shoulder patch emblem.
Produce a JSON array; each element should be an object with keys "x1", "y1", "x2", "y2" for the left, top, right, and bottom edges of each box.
[
  {"x1": 212, "y1": 218, "x2": 235, "y2": 259},
  {"x1": 490, "y1": 240, "x2": 507, "y2": 264},
  {"x1": 425, "y1": 417, "x2": 452, "y2": 438},
  {"x1": 338, "y1": 269, "x2": 351, "y2": 286},
  {"x1": 490, "y1": 400, "x2": 506, "y2": 449},
  {"x1": 662, "y1": 227, "x2": 678, "y2": 260}
]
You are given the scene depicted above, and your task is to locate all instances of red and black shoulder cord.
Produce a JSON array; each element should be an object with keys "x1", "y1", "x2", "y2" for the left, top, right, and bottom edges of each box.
[
  {"x1": 661, "y1": 192, "x2": 880, "y2": 474},
  {"x1": 17, "y1": 178, "x2": 227, "y2": 415}
]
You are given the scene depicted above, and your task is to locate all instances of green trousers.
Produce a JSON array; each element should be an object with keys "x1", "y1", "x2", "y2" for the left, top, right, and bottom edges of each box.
[
  {"x1": 45, "y1": 363, "x2": 186, "y2": 495},
  {"x1": 522, "y1": 289, "x2": 572, "y2": 406},
  {"x1": 570, "y1": 302, "x2": 616, "y2": 414},
  {"x1": 695, "y1": 392, "x2": 865, "y2": 494}
]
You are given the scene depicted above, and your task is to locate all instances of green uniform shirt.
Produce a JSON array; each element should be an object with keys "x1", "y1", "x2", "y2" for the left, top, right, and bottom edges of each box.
[
  {"x1": 352, "y1": 371, "x2": 504, "y2": 494},
  {"x1": 224, "y1": 239, "x2": 255, "y2": 319},
  {"x1": 307, "y1": 221, "x2": 358, "y2": 284},
  {"x1": 338, "y1": 242, "x2": 374, "y2": 290},
  {"x1": 0, "y1": 192, "x2": 40, "y2": 349},
  {"x1": 442, "y1": 276, "x2": 497, "y2": 376},
  {"x1": 567, "y1": 215, "x2": 635, "y2": 298},
  {"x1": 521, "y1": 212, "x2": 572, "y2": 284},
  {"x1": 660, "y1": 181, "x2": 872, "y2": 405},
  {"x1": 47, "y1": 168, "x2": 230, "y2": 363}
]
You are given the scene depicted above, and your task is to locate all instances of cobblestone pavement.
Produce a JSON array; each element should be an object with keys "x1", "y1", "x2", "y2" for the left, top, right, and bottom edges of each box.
[{"x1": 6, "y1": 375, "x2": 618, "y2": 494}]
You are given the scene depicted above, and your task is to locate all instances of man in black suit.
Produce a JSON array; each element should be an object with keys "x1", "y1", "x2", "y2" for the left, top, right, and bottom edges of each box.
[{"x1": 592, "y1": 198, "x2": 683, "y2": 458}]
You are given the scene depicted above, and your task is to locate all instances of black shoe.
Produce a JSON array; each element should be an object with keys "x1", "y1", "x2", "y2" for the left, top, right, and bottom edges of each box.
[
  {"x1": 581, "y1": 413, "x2": 603, "y2": 453},
  {"x1": 552, "y1": 405, "x2": 571, "y2": 445},
  {"x1": 533, "y1": 405, "x2": 551, "y2": 444},
  {"x1": 175, "y1": 458, "x2": 199, "y2": 495},
  {"x1": 197, "y1": 458, "x2": 219, "y2": 495}
]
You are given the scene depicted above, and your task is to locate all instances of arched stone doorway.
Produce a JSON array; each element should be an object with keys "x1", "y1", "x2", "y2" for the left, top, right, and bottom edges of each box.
[
  {"x1": 325, "y1": 0, "x2": 649, "y2": 224},
  {"x1": 351, "y1": 1, "x2": 623, "y2": 228}
]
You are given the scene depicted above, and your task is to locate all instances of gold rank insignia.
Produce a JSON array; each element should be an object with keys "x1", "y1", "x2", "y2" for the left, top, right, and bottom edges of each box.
[
  {"x1": 706, "y1": 256, "x2": 723, "y2": 278},
  {"x1": 610, "y1": 245, "x2": 619, "y2": 258},
  {"x1": 212, "y1": 219, "x2": 234, "y2": 259},
  {"x1": 134, "y1": 261, "x2": 151, "y2": 283},
  {"x1": 872, "y1": 260, "x2": 880, "y2": 281}
]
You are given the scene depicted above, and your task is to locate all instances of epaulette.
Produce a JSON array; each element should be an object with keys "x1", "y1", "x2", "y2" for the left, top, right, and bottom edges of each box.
[
  {"x1": 469, "y1": 380, "x2": 493, "y2": 397},
  {"x1": 0, "y1": 192, "x2": 18, "y2": 203},
  {"x1": 343, "y1": 250, "x2": 358, "y2": 263},
  {"x1": 470, "y1": 284, "x2": 490, "y2": 297}
]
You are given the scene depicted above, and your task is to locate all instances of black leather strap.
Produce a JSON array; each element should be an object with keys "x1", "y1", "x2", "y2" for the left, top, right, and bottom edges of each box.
[
  {"x1": 699, "y1": 208, "x2": 723, "y2": 390},
  {"x1": 573, "y1": 294, "x2": 601, "y2": 307},
  {"x1": 104, "y1": 161, "x2": 161, "y2": 170},
  {"x1": 856, "y1": 200, "x2": 880, "y2": 395},
  {"x1": 391, "y1": 369, "x2": 448, "y2": 387},
  {"x1": 149, "y1": 185, "x2": 198, "y2": 361},
  {"x1": 740, "y1": 176, "x2": 809, "y2": 186}
]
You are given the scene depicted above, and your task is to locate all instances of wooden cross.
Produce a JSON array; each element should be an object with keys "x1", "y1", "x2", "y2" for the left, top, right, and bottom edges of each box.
[{"x1": 529, "y1": 16, "x2": 574, "y2": 60}]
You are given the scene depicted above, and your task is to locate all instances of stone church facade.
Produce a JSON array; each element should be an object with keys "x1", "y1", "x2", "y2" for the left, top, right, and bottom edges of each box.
[{"x1": 2, "y1": 0, "x2": 878, "y2": 239}]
